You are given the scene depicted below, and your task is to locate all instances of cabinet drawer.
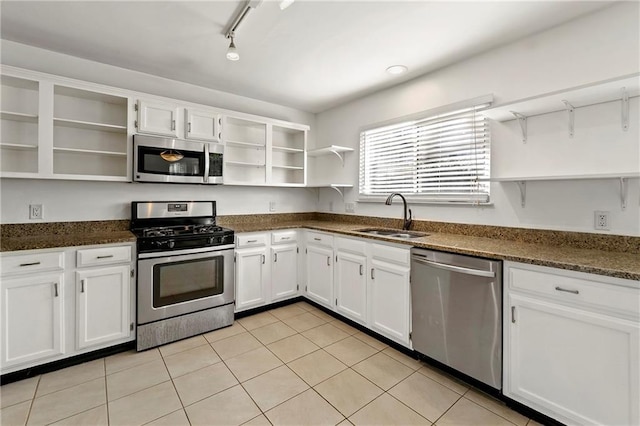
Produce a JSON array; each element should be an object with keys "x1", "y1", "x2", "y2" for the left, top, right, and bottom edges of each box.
[
  {"x1": 77, "y1": 246, "x2": 131, "y2": 268},
  {"x1": 335, "y1": 237, "x2": 366, "y2": 254},
  {"x1": 272, "y1": 231, "x2": 297, "y2": 244},
  {"x1": 1, "y1": 251, "x2": 65, "y2": 276},
  {"x1": 371, "y1": 244, "x2": 410, "y2": 265},
  {"x1": 306, "y1": 231, "x2": 333, "y2": 247},
  {"x1": 236, "y1": 233, "x2": 268, "y2": 248},
  {"x1": 507, "y1": 263, "x2": 639, "y2": 317}
]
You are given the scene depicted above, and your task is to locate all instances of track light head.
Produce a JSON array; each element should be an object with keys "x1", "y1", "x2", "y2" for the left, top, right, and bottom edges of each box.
[{"x1": 226, "y1": 36, "x2": 239, "y2": 61}]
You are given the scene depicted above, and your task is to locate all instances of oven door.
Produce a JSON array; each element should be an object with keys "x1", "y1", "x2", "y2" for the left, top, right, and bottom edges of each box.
[
  {"x1": 134, "y1": 135, "x2": 207, "y2": 184},
  {"x1": 137, "y1": 246, "x2": 235, "y2": 325}
]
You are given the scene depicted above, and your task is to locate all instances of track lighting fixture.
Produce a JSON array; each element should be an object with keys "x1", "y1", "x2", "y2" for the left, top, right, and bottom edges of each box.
[
  {"x1": 223, "y1": 0, "x2": 263, "y2": 61},
  {"x1": 226, "y1": 35, "x2": 239, "y2": 61}
]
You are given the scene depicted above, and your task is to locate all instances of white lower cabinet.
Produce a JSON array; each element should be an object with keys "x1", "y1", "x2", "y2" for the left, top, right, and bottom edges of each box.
[
  {"x1": 504, "y1": 261, "x2": 639, "y2": 426},
  {"x1": 334, "y1": 238, "x2": 367, "y2": 325},
  {"x1": 234, "y1": 230, "x2": 300, "y2": 312},
  {"x1": 305, "y1": 241, "x2": 334, "y2": 309},
  {"x1": 0, "y1": 243, "x2": 135, "y2": 375},
  {"x1": 368, "y1": 248, "x2": 411, "y2": 346},
  {"x1": 1, "y1": 272, "x2": 65, "y2": 369},
  {"x1": 76, "y1": 265, "x2": 131, "y2": 350}
]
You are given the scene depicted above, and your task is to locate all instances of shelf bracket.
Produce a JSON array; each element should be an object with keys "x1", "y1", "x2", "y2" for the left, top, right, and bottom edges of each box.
[
  {"x1": 561, "y1": 100, "x2": 575, "y2": 138},
  {"x1": 621, "y1": 87, "x2": 629, "y2": 132},
  {"x1": 510, "y1": 111, "x2": 527, "y2": 143},
  {"x1": 620, "y1": 177, "x2": 628, "y2": 210},
  {"x1": 516, "y1": 181, "x2": 526, "y2": 208},
  {"x1": 328, "y1": 186, "x2": 346, "y2": 199},
  {"x1": 328, "y1": 149, "x2": 346, "y2": 167}
]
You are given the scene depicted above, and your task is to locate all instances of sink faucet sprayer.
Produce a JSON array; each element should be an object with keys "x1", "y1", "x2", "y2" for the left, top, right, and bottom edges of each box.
[{"x1": 385, "y1": 193, "x2": 412, "y2": 230}]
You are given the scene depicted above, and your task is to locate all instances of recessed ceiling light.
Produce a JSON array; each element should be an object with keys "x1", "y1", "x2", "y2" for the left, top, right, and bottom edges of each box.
[{"x1": 386, "y1": 65, "x2": 408, "y2": 75}]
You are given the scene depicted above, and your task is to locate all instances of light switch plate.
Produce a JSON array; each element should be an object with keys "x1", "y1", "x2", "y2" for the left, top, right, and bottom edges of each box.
[
  {"x1": 269, "y1": 201, "x2": 276, "y2": 212},
  {"x1": 345, "y1": 203, "x2": 355, "y2": 213}
]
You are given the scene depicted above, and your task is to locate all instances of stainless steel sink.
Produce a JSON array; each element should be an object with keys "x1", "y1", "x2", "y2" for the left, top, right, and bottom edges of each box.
[{"x1": 355, "y1": 228, "x2": 428, "y2": 239}]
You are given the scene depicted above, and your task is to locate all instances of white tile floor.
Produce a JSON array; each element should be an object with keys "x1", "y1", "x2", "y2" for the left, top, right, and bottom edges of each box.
[{"x1": 0, "y1": 302, "x2": 544, "y2": 426}]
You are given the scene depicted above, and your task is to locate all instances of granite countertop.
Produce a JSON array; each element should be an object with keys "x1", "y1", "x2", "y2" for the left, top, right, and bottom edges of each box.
[{"x1": 226, "y1": 220, "x2": 640, "y2": 281}]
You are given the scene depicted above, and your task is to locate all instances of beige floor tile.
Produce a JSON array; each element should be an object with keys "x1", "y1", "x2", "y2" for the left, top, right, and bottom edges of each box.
[
  {"x1": 173, "y1": 362, "x2": 238, "y2": 406},
  {"x1": 282, "y1": 312, "x2": 327, "y2": 332},
  {"x1": 352, "y1": 331, "x2": 387, "y2": 350},
  {"x1": 269, "y1": 304, "x2": 307, "y2": 320},
  {"x1": 36, "y1": 359, "x2": 104, "y2": 397},
  {"x1": 291, "y1": 301, "x2": 315, "y2": 312},
  {"x1": 250, "y1": 321, "x2": 297, "y2": 345},
  {"x1": 163, "y1": 344, "x2": 221, "y2": 378},
  {"x1": 0, "y1": 376, "x2": 39, "y2": 408},
  {"x1": 28, "y1": 377, "x2": 106, "y2": 426},
  {"x1": 302, "y1": 323, "x2": 349, "y2": 347},
  {"x1": 349, "y1": 393, "x2": 431, "y2": 426},
  {"x1": 265, "y1": 389, "x2": 344, "y2": 426},
  {"x1": 210, "y1": 332, "x2": 263, "y2": 360},
  {"x1": 242, "y1": 414, "x2": 272, "y2": 425},
  {"x1": 146, "y1": 409, "x2": 190, "y2": 426},
  {"x1": 203, "y1": 322, "x2": 246, "y2": 343},
  {"x1": 158, "y1": 335, "x2": 208, "y2": 357},
  {"x1": 237, "y1": 311, "x2": 279, "y2": 331},
  {"x1": 108, "y1": 381, "x2": 181, "y2": 426},
  {"x1": 330, "y1": 319, "x2": 359, "y2": 335},
  {"x1": 306, "y1": 309, "x2": 336, "y2": 322},
  {"x1": 338, "y1": 420, "x2": 354, "y2": 426},
  {"x1": 417, "y1": 364, "x2": 469, "y2": 395},
  {"x1": 287, "y1": 349, "x2": 347, "y2": 386},
  {"x1": 526, "y1": 420, "x2": 544, "y2": 426},
  {"x1": 105, "y1": 348, "x2": 161, "y2": 375},
  {"x1": 106, "y1": 359, "x2": 170, "y2": 401},
  {"x1": 0, "y1": 400, "x2": 30, "y2": 426},
  {"x1": 267, "y1": 334, "x2": 319, "y2": 363},
  {"x1": 389, "y1": 372, "x2": 460, "y2": 422},
  {"x1": 225, "y1": 346, "x2": 283, "y2": 382},
  {"x1": 243, "y1": 365, "x2": 309, "y2": 411},
  {"x1": 465, "y1": 389, "x2": 528, "y2": 426},
  {"x1": 382, "y1": 347, "x2": 422, "y2": 370},
  {"x1": 436, "y1": 398, "x2": 514, "y2": 426},
  {"x1": 314, "y1": 369, "x2": 383, "y2": 417},
  {"x1": 185, "y1": 385, "x2": 260, "y2": 426},
  {"x1": 48, "y1": 405, "x2": 107, "y2": 426},
  {"x1": 325, "y1": 336, "x2": 379, "y2": 366},
  {"x1": 352, "y1": 352, "x2": 413, "y2": 390}
]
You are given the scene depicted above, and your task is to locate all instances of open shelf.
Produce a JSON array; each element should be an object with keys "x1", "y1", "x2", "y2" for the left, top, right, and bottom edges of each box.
[
  {"x1": 226, "y1": 140, "x2": 265, "y2": 149},
  {"x1": 53, "y1": 118, "x2": 127, "y2": 133},
  {"x1": 308, "y1": 145, "x2": 353, "y2": 167},
  {"x1": 272, "y1": 164, "x2": 304, "y2": 170},
  {"x1": 272, "y1": 145, "x2": 304, "y2": 153},
  {"x1": 225, "y1": 160, "x2": 266, "y2": 167},
  {"x1": 0, "y1": 111, "x2": 38, "y2": 123},
  {"x1": 53, "y1": 147, "x2": 127, "y2": 157}
]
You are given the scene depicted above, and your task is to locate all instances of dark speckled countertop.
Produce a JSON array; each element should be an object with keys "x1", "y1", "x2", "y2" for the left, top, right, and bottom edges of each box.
[{"x1": 2, "y1": 215, "x2": 639, "y2": 281}]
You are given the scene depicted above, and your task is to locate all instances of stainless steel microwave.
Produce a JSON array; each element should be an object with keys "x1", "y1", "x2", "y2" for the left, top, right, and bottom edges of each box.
[{"x1": 134, "y1": 135, "x2": 223, "y2": 184}]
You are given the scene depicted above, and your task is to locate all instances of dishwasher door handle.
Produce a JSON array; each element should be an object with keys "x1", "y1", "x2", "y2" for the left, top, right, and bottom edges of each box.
[{"x1": 412, "y1": 256, "x2": 496, "y2": 278}]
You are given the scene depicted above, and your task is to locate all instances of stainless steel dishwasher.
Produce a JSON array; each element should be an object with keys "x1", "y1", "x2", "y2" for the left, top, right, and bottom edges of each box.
[{"x1": 411, "y1": 248, "x2": 502, "y2": 390}]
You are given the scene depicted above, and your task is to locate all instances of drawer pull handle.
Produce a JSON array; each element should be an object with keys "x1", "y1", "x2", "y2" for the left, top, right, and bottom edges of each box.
[
  {"x1": 247, "y1": 239, "x2": 258, "y2": 243},
  {"x1": 20, "y1": 261, "x2": 41, "y2": 267},
  {"x1": 327, "y1": 256, "x2": 330, "y2": 266},
  {"x1": 511, "y1": 306, "x2": 516, "y2": 323},
  {"x1": 274, "y1": 253, "x2": 278, "y2": 262},
  {"x1": 281, "y1": 237, "x2": 290, "y2": 240},
  {"x1": 314, "y1": 237, "x2": 321, "y2": 241},
  {"x1": 81, "y1": 279, "x2": 85, "y2": 293},
  {"x1": 359, "y1": 265, "x2": 364, "y2": 276},
  {"x1": 371, "y1": 268, "x2": 375, "y2": 279},
  {"x1": 555, "y1": 286, "x2": 579, "y2": 295},
  {"x1": 171, "y1": 120, "x2": 176, "y2": 131},
  {"x1": 97, "y1": 255, "x2": 114, "y2": 259},
  {"x1": 262, "y1": 254, "x2": 265, "y2": 264},
  {"x1": 54, "y1": 283, "x2": 59, "y2": 297}
]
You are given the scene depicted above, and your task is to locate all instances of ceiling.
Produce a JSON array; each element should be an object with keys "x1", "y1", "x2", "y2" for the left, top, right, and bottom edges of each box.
[{"x1": 0, "y1": 1, "x2": 612, "y2": 113}]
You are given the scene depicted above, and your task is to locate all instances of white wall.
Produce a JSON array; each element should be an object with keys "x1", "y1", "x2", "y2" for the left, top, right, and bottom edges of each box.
[
  {"x1": 0, "y1": 40, "x2": 318, "y2": 223},
  {"x1": 313, "y1": 2, "x2": 640, "y2": 236}
]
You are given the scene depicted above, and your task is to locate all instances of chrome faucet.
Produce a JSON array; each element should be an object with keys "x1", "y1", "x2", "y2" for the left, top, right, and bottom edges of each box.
[{"x1": 385, "y1": 193, "x2": 412, "y2": 230}]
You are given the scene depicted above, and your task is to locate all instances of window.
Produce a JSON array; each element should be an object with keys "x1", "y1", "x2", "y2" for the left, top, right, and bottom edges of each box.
[{"x1": 359, "y1": 97, "x2": 492, "y2": 203}]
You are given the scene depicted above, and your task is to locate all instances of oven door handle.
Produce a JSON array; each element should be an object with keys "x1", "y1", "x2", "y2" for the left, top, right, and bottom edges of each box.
[
  {"x1": 138, "y1": 244, "x2": 235, "y2": 259},
  {"x1": 203, "y1": 144, "x2": 210, "y2": 183}
]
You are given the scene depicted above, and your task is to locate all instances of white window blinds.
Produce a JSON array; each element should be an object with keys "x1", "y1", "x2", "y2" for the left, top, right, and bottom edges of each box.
[{"x1": 359, "y1": 99, "x2": 491, "y2": 203}]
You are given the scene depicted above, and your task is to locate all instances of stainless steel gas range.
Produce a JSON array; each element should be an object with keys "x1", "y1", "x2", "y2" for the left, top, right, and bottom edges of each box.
[{"x1": 130, "y1": 201, "x2": 235, "y2": 351}]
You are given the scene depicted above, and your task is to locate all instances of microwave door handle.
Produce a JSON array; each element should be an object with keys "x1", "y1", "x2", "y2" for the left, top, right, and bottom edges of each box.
[{"x1": 203, "y1": 144, "x2": 210, "y2": 183}]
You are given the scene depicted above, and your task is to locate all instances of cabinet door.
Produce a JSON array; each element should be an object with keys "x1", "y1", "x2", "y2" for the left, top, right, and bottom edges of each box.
[
  {"x1": 305, "y1": 245, "x2": 333, "y2": 309},
  {"x1": 271, "y1": 244, "x2": 298, "y2": 302},
  {"x1": 136, "y1": 99, "x2": 179, "y2": 137},
  {"x1": 235, "y1": 246, "x2": 268, "y2": 312},
  {"x1": 76, "y1": 266, "x2": 131, "y2": 350},
  {"x1": 1, "y1": 273, "x2": 64, "y2": 369},
  {"x1": 505, "y1": 293, "x2": 639, "y2": 426},
  {"x1": 368, "y1": 259, "x2": 410, "y2": 346},
  {"x1": 335, "y1": 250, "x2": 367, "y2": 325},
  {"x1": 185, "y1": 108, "x2": 219, "y2": 142}
]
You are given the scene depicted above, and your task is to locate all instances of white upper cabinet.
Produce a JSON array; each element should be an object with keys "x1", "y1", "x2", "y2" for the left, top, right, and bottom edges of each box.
[
  {"x1": 135, "y1": 99, "x2": 179, "y2": 137},
  {"x1": 185, "y1": 108, "x2": 220, "y2": 142}
]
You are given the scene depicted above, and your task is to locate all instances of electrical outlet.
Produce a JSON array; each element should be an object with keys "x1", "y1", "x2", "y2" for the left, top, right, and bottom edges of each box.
[
  {"x1": 345, "y1": 203, "x2": 355, "y2": 213},
  {"x1": 269, "y1": 201, "x2": 276, "y2": 212},
  {"x1": 594, "y1": 211, "x2": 610, "y2": 230},
  {"x1": 29, "y1": 204, "x2": 43, "y2": 220}
]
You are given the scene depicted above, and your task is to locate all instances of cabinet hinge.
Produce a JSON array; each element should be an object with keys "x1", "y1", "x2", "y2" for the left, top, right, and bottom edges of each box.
[
  {"x1": 296, "y1": 284, "x2": 299, "y2": 291},
  {"x1": 335, "y1": 255, "x2": 338, "y2": 262},
  {"x1": 134, "y1": 103, "x2": 138, "y2": 111},
  {"x1": 234, "y1": 254, "x2": 236, "y2": 263},
  {"x1": 335, "y1": 298, "x2": 337, "y2": 306},
  {"x1": 134, "y1": 120, "x2": 138, "y2": 129},
  {"x1": 409, "y1": 332, "x2": 412, "y2": 341},
  {"x1": 305, "y1": 286, "x2": 308, "y2": 292},
  {"x1": 297, "y1": 247, "x2": 299, "y2": 254},
  {"x1": 305, "y1": 248, "x2": 307, "y2": 254},
  {"x1": 130, "y1": 322, "x2": 134, "y2": 331},
  {"x1": 130, "y1": 269, "x2": 135, "y2": 278}
]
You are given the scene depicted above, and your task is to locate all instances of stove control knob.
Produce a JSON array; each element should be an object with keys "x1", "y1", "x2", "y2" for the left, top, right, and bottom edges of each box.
[
  {"x1": 168, "y1": 241, "x2": 175, "y2": 249},
  {"x1": 208, "y1": 237, "x2": 216, "y2": 245}
]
